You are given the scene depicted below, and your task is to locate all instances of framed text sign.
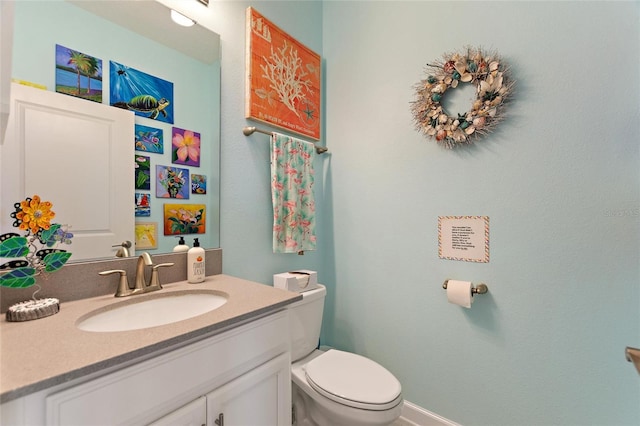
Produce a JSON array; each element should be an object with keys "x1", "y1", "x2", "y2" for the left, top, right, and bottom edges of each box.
[
  {"x1": 438, "y1": 216, "x2": 490, "y2": 262},
  {"x1": 245, "y1": 7, "x2": 321, "y2": 140}
]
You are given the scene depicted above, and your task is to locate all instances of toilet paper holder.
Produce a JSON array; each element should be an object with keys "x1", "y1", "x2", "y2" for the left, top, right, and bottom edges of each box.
[{"x1": 442, "y1": 280, "x2": 488, "y2": 295}]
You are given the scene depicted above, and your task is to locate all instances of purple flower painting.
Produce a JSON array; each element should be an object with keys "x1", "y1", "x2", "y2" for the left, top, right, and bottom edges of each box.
[
  {"x1": 172, "y1": 127, "x2": 201, "y2": 167},
  {"x1": 156, "y1": 165, "x2": 190, "y2": 199}
]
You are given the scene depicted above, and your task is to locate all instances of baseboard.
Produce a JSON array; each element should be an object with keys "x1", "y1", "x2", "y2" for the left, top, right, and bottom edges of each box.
[{"x1": 400, "y1": 400, "x2": 461, "y2": 426}]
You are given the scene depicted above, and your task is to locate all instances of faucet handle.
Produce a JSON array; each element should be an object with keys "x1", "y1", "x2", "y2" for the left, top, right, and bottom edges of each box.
[
  {"x1": 99, "y1": 269, "x2": 134, "y2": 297},
  {"x1": 148, "y1": 262, "x2": 175, "y2": 290}
]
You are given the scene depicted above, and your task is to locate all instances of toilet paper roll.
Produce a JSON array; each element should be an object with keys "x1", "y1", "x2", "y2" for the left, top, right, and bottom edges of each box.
[{"x1": 446, "y1": 280, "x2": 474, "y2": 308}]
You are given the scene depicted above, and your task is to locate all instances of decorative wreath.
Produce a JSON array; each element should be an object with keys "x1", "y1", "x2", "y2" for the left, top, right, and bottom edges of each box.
[{"x1": 410, "y1": 46, "x2": 514, "y2": 148}]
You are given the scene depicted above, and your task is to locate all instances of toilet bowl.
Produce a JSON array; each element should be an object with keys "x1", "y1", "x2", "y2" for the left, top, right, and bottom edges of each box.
[
  {"x1": 287, "y1": 285, "x2": 403, "y2": 426},
  {"x1": 291, "y1": 349, "x2": 403, "y2": 426}
]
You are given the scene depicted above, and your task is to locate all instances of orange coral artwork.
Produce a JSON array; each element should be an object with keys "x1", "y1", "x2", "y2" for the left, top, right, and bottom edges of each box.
[{"x1": 245, "y1": 7, "x2": 321, "y2": 140}]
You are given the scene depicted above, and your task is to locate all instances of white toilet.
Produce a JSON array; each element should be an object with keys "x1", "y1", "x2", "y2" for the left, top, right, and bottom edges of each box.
[{"x1": 288, "y1": 284, "x2": 403, "y2": 426}]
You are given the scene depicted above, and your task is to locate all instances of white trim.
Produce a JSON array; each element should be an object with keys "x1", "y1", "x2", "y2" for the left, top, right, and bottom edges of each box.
[{"x1": 399, "y1": 400, "x2": 461, "y2": 426}]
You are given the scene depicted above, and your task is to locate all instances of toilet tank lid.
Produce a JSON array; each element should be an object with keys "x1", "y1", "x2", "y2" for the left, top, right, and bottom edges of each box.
[
  {"x1": 289, "y1": 284, "x2": 326, "y2": 307},
  {"x1": 305, "y1": 349, "x2": 402, "y2": 407}
]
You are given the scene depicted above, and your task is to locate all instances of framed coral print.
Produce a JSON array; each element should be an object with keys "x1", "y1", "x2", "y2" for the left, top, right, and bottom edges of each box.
[
  {"x1": 135, "y1": 222, "x2": 158, "y2": 249},
  {"x1": 245, "y1": 7, "x2": 321, "y2": 140}
]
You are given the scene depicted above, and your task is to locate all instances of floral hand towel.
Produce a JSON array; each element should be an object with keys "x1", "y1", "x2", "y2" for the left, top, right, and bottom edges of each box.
[{"x1": 270, "y1": 132, "x2": 316, "y2": 253}]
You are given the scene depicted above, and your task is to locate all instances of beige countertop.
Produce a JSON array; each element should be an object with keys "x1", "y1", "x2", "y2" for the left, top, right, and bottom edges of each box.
[{"x1": 0, "y1": 275, "x2": 301, "y2": 403}]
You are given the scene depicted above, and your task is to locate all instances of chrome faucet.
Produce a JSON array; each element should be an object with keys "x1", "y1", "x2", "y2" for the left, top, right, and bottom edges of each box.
[{"x1": 98, "y1": 253, "x2": 174, "y2": 297}]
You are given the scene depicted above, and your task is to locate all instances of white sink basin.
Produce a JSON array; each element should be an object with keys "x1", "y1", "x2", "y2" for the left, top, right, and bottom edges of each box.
[{"x1": 77, "y1": 291, "x2": 228, "y2": 332}]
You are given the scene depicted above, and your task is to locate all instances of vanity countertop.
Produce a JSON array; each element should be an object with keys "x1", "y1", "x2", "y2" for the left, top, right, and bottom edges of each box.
[{"x1": 0, "y1": 275, "x2": 301, "y2": 403}]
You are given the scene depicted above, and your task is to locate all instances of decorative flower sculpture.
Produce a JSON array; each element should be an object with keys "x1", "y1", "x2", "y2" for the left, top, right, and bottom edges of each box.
[
  {"x1": 410, "y1": 46, "x2": 514, "y2": 148},
  {"x1": 0, "y1": 195, "x2": 73, "y2": 289}
]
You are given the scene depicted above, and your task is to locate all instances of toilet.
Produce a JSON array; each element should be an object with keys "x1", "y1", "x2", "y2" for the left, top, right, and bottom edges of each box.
[{"x1": 287, "y1": 285, "x2": 403, "y2": 426}]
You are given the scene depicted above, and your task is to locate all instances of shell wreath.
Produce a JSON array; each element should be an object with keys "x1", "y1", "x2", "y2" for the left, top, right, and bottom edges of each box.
[{"x1": 410, "y1": 46, "x2": 514, "y2": 149}]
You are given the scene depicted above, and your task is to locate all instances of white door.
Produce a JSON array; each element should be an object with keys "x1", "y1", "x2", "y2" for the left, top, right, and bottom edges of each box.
[
  {"x1": 206, "y1": 353, "x2": 291, "y2": 426},
  {"x1": 1, "y1": 82, "x2": 134, "y2": 261}
]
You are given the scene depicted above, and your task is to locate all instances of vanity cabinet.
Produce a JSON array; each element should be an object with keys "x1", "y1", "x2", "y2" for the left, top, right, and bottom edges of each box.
[
  {"x1": 206, "y1": 352, "x2": 290, "y2": 426},
  {"x1": 150, "y1": 353, "x2": 290, "y2": 426},
  {"x1": 2, "y1": 311, "x2": 291, "y2": 426}
]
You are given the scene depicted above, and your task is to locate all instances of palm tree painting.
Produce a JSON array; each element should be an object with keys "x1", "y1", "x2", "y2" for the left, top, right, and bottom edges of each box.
[{"x1": 55, "y1": 44, "x2": 102, "y2": 103}]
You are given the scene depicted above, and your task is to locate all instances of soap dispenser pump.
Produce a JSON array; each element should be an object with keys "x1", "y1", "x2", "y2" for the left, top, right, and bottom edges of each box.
[
  {"x1": 173, "y1": 236, "x2": 189, "y2": 253},
  {"x1": 187, "y1": 238, "x2": 205, "y2": 283}
]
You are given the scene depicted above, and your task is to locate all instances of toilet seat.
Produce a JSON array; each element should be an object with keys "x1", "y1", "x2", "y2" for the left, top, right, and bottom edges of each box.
[{"x1": 304, "y1": 349, "x2": 402, "y2": 411}]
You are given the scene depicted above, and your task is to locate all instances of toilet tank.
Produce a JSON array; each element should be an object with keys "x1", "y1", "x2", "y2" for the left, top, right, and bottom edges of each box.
[{"x1": 288, "y1": 284, "x2": 326, "y2": 362}]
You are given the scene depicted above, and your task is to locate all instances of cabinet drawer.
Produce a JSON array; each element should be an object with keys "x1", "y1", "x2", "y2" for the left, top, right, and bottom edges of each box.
[{"x1": 46, "y1": 311, "x2": 289, "y2": 425}]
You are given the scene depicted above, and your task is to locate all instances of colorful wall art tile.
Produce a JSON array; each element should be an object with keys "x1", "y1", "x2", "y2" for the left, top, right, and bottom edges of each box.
[
  {"x1": 135, "y1": 193, "x2": 151, "y2": 216},
  {"x1": 110, "y1": 61, "x2": 174, "y2": 123},
  {"x1": 156, "y1": 165, "x2": 189, "y2": 199},
  {"x1": 135, "y1": 222, "x2": 158, "y2": 249},
  {"x1": 55, "y1": 44, "x2": 102, "y2": 102},
  {"x1": 163, "y1": 204, "x2": 206, "y2": 235},
  {"x1": 135, "y1": 155, "x2": 151, "y2": 190},
  {"x1": 191, "y1": 174, "x2": 207, "y2": 194},
  {"x1": 135, "y1": 124, "x2": 164, "y2": 153},
  {"x1": 172, "y1": 127, "x2": 201, "y2": 167}
]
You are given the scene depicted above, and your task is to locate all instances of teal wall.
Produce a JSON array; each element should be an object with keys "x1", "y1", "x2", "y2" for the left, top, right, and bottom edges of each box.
[
  {"x1": 320, "y1": 2, "x2": 639, "y2": 424},
  {"x1": 208, "y1": 1, "x2": 639, "y2": 425}
]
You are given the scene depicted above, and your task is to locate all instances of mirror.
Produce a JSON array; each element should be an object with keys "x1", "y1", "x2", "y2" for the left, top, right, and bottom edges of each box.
[{"x1": 4, "y1": 0, "x2": 220, "y2": 262}]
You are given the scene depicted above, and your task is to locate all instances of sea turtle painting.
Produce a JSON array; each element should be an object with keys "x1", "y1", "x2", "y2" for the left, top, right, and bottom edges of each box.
[
  {"x1": 113, "y1": 95, "x2": 170, "y2": 119},
  {"x1": 109, "y1": 61, "x2": 174, "y2": 123}
]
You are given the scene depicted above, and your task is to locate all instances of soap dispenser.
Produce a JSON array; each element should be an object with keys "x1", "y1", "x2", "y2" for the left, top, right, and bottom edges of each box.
[
  {"x1": 187, "y1": 238, "x2": 205, "y2": 283},
  {"x1": 173, "y1": 236, "x2": 189, "y2": 253}
]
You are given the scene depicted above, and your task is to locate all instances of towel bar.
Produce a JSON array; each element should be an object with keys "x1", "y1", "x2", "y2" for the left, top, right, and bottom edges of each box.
[
  {"x1": 242, "y1": 126, "x2": 329, "y2": 154},
  {"x1": 442, "y1": 279, "x2": 488, "y2": 295}
]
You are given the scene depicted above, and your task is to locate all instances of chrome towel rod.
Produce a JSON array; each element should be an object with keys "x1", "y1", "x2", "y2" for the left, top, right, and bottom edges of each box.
[{"x1": 242, "y1": 126, "x2": 329, "y2": 154}]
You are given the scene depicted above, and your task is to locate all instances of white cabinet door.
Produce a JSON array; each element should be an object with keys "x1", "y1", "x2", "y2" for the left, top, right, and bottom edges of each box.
[
  {"x1": 148, "y1": 396, "x2": 206, "y2": 426},
  {"x1": 1, "y1": 82, "x2": 134, "y2": 261},
  {"x1": 207, "y1": 353, "x2": 291, "y2": 426}
]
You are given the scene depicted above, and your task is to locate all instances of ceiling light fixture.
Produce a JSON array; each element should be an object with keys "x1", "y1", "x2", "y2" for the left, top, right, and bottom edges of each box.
[{"x1": 170, "y1": 9, "x2": 196, "y2": 27}]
